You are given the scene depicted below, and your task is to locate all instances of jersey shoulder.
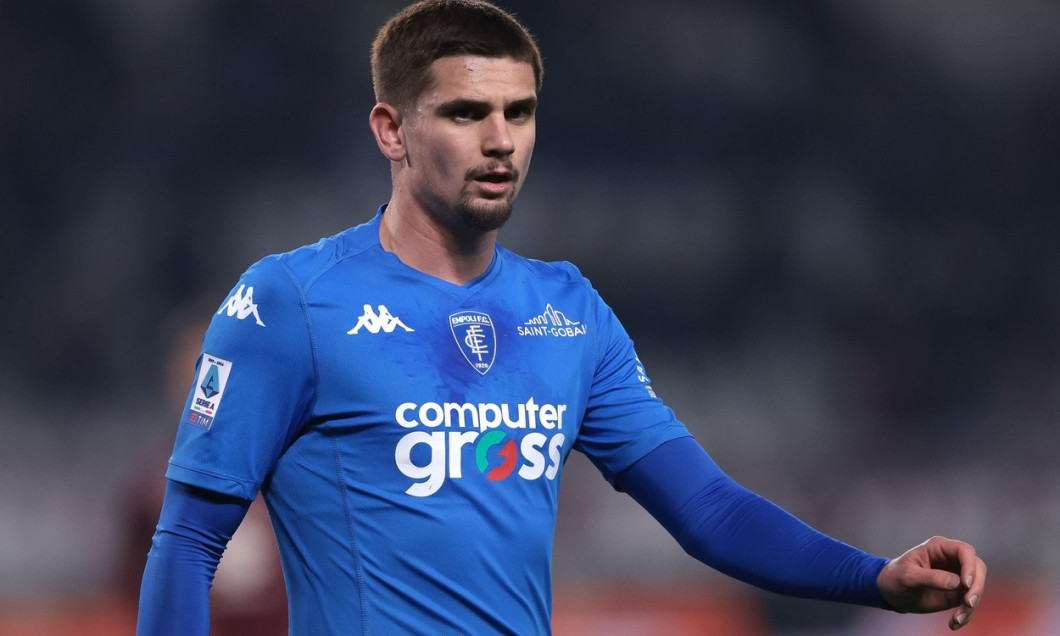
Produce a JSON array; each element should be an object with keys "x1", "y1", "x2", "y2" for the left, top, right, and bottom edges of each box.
[
  {"x1": 497, "y1": 245, "x2": 593, "y2": 291},
  {"x1": 256, "y1": 213, "x2": 381, "y2": 290}
]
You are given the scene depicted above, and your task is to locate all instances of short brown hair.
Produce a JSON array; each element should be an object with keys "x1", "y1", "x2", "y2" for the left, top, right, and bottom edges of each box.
[{"x1": 371, "y1": 0, "x2": 543, "y2": 111}]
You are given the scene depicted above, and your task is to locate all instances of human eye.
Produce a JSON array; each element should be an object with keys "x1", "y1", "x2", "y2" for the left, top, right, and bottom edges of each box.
[
  {"x1": 439, "y1": 101, "x2": 486, "y2": 123},
  {"x1": 505, "y1": 100, "x2": 537, "y2": 124},
  {"x1": 451, "y1": 108, "x2": 477, "y2": 123}
]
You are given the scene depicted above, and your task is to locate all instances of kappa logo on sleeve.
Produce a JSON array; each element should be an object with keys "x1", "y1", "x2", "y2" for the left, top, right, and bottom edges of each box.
[
  {"x1": 217, "y1": 284, "x2": 266, "y2": 326},
  {"x1": 186, "y1": 354, "x2": 233, "y2": 430}
]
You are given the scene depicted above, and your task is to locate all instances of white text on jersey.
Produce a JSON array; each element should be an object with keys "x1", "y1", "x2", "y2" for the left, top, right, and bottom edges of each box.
[
  {"x1": 394, "y1": 397, "x2": 568, "y2": 497},
  {"x1": 517, "y1": 303, "x2": 586, "y2": 337},
  {"x1": 396, "y1": 397, "x2": 566, "y2": 432}
]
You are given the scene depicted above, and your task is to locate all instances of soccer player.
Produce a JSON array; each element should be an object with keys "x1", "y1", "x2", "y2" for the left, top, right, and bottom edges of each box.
[{"x1": 136, "y1": 1, "x2": 987, "y2": 634}]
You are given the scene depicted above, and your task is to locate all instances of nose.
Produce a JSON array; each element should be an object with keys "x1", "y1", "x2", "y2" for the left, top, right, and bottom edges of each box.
[{"x1": 481, "y1": 113, "x2": 515, "y2": 157}]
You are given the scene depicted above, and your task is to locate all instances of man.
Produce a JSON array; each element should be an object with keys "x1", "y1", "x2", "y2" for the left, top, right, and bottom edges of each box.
[{"x1": 137, "y1": 1, "x2": 986, "y2": 634}]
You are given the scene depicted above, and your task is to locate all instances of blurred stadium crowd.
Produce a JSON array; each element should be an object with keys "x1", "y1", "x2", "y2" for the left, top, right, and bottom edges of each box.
[{"x1": 2, "y1": 0, "x2": 1059, "y2": 633}]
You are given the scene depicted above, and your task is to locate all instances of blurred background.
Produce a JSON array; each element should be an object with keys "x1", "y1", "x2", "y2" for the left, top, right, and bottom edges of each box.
[{"x1": 2, "y1": 0, "x2": 1059, "y2": 634}]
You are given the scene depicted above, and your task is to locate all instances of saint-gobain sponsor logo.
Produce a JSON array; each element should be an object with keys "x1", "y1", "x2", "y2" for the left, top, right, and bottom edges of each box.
[
  {"x1": 394, "y1": 397, "x2": 567, "y2": 497},
  {"x1": 517, "y1": 303, "x2": 587, "y2": 337}
]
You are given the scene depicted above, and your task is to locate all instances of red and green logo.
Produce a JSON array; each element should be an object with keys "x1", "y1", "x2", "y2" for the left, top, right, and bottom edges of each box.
[{"x1": 475, "y1": 430, "x2": 518, "y2": 481}]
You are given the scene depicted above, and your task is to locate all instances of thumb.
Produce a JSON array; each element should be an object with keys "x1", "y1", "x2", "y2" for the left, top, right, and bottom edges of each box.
[{"x1": 914, "y1": 568, "x2": 961, "y2": 592}]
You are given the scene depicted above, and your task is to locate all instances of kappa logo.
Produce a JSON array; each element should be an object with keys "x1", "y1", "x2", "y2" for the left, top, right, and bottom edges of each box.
[
  {"x1": 517, "y1": 303, "x2": 587, "y2": 338},
  {"x1": 218, "y1": 284, "x2": 266, "y2": 327},
  {"x1": 348, "y1": 304, "x2": 414, "y2": 335},
  {"x1": 450, "y1": 311, "x2": 496, "y2": 375}
]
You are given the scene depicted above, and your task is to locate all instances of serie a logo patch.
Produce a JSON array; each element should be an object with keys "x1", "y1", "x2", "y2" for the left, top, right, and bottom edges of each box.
[{"x1": 186, "y1": 354, "x2": 233, "y2": 430}]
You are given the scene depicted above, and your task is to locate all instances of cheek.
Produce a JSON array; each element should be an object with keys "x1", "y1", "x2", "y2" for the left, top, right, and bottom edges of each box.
[
  {"x1": 518, "y1": 134, "x2": 536, "y2": 170},
  {"x1": 517, "y1": 124, "x2": 536, "y2": 152},
  {"x1": 420, "y1": 135, "x2": 466, "y2": 180}
]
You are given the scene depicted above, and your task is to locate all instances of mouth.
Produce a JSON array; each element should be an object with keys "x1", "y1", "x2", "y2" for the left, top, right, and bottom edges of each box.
[
  {"x1": 472, "y1": 170, "x2": 516, "y2": 195},
  {"x1": 475, "y1": 171, "x2": 513, "y2": 183}
]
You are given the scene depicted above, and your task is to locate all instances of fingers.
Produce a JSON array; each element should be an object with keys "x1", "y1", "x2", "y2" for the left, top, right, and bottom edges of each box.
[
  {"x1": 959, "y1": 546, "x2": 988, "y2": 599},
  {"x1": 924, "y1": 537, "x2": 986, "y2": 592},
  {"x1": 915, "y1": 566, "x2": 962, "y2": 593},
  {"x1": 949, "y1": 589, "x2": 981, "y2": 630},
  {"x1": 947, "y1": 540, "x2": 987, "y2": 630},
  {"x1": 957, "y1": 559, "x2": 987, "y2": 630},
  {"x1": 877, "y1": 552, "x2": 960, "y2": 614},
  {"x1": 882, "y1": 536, "x2": 987, "y2": 623},
  {"x1": 943, "y1": 538, "x2": 987, "y2": 604}
]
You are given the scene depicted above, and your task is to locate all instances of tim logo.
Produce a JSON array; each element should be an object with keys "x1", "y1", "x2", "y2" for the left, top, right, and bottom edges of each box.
[
  {"x1": 450, "y1": 311, "x2": 496, "y2": 375},
  {"x1": 348, "y1": 304, "x2": 414, "y2": 335},
  {"x1": 218, "y1": 284, "x2": 266, "y2": 327}
]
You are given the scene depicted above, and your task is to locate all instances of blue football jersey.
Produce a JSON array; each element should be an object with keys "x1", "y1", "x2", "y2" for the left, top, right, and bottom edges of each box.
[{"x1": 167, "y1": 207, "x2": 691, "y2": 635}]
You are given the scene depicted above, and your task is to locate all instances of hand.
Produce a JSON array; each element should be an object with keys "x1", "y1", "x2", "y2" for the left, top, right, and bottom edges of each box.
[{"x1": 877, "y1": 536, "x2": 986, "y2": 630}]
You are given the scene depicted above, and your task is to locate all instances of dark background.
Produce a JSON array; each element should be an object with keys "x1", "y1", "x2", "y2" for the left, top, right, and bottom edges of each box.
[{"x1": 2, "y1": 1, "x2": 1058, "y2": 633}]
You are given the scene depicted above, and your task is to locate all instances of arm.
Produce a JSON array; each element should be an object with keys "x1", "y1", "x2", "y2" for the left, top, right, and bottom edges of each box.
[
  {"x1": 616, "y1": 436, "x2": 889, "y2": 607},
  {"x1": 136, "y1": 480, "x2": 251, "y2": 636},
  {"x1": 617, "y1": 437, "x2": 987, "y2": 629},
  {"x1": 579, "y1": 288, "x2": 984, "y2": 626}
]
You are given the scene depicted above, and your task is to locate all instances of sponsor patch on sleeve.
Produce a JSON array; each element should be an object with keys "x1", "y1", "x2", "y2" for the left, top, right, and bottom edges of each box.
[{"x1": 186, "y1": 354, "x2": 233, "y2": 430}]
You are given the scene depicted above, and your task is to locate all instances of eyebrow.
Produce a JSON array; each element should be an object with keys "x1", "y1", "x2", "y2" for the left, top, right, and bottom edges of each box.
[
  {"x1": 505, "y1": 97, "x2": 538, "y2": 114},
  {"x1": 435, "y1": 96, "x2": 538, "y2": 116}
]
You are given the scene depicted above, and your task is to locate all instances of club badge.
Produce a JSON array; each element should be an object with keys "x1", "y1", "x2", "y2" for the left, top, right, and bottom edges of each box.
[{"x1": 449, "y1": 311, "x2": 496, "y2": 375}]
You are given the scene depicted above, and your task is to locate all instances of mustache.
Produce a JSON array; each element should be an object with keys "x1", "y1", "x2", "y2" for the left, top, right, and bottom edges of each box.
[{"x1": 465, "y1": 161, "x2": 519, "y2": 181}]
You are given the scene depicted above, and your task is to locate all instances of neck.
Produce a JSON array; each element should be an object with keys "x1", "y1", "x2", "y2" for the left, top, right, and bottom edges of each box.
[{"x1": 378, "y1": 202, "x2": 497, "y2": 285}]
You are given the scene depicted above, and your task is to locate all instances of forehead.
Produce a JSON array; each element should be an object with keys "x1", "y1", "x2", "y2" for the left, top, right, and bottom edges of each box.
[{"x1": 420, "y1": 55, "x2": 537, "y2": 105}]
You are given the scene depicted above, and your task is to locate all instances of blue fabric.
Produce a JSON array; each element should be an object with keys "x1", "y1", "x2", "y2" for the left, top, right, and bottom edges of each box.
[
  {"x1": 136, "y1": 480, "x2": 250, "y2": 636},
  {"x1": 616, "y1": 436, "x2": 890, "y2": 608},
  {"x1": 162, "y1": 207, "x2": 691, "y2": 634}
]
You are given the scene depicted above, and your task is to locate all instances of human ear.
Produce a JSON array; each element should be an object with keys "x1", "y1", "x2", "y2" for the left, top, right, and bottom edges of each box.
[{"x1": 369, "y1": 103, "x2": 406, "y2": 162}]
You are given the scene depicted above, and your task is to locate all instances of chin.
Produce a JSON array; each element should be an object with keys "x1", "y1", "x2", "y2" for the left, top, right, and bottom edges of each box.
[{"x1": 457, "y1": 199, "x2": 514, "y2": 232}]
